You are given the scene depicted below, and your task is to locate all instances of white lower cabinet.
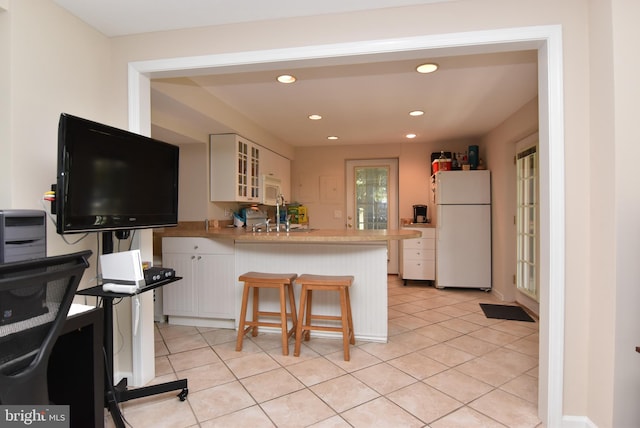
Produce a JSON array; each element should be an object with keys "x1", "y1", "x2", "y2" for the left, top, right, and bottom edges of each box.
[
  {"x1": 400, "y1": 227, "x2": 436, "y2": 284},
  {"x1": 162, "y1": 237, "x2": 235, "y2": 326}
]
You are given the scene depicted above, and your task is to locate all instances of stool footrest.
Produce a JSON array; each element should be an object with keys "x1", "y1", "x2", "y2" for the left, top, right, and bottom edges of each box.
[
  {"x1": 299, "y1": 325, "x2": 343, "y2": 334},
  {"x1": 256, "y1": 311, "x2": 295, "y2": 318},
  {"x1": 307, "y1": 314, "x2": 342, "y2": 321}
]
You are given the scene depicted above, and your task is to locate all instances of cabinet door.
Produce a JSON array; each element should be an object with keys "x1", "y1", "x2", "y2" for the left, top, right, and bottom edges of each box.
[
  {"x1": 236, "y1": 138, "x2": 250, "y2": 199},
  {"x1": 162, "y1": 253, "x2": 197, "y2": 316},
  {"x1": 211, "y1": 134, "x2": 260, "y2": 202},
  {"x1": 249, "y1": 143, "x2": 260, "y2": 201},
  {"x1": 196, "y1": 254, "x2": 235, "y2": 319},
  {"x1": 236, "y1": 137, "x2": 260, "y2": 202}
]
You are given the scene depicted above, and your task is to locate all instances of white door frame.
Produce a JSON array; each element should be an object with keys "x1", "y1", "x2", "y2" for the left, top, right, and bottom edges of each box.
[{"x1": 127, "y1": 26, "x2": 565, "y2": 426}]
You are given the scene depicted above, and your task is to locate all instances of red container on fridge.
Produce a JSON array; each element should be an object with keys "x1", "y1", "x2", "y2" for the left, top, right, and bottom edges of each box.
[{"x1": 431, "y1": 159, "x2": 452, "y2": 174}]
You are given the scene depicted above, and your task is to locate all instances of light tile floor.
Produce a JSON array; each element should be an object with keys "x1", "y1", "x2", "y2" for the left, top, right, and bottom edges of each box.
[{"x1": 106, "y1": 275, "x2": 541, "y2": 427}]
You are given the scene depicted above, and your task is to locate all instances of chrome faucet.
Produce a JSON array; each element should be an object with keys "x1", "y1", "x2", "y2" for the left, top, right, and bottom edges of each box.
[
  {"x1": 252, "y1": 218, "x2": 270, "y2": 232},
  {"x1": 275, "y1": 194, "x2": 290, "y2": 232}
]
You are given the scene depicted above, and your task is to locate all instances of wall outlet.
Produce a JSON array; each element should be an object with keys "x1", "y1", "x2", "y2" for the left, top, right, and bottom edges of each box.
[
  {"x1": 224, "y1": 209, "x2": 232, "y2": 218},
  {"x1": 334, "y1": 210, "x2": 342, "y2": 219}
]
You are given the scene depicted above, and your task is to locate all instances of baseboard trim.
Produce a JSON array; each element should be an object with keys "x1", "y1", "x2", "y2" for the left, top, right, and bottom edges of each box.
[{"x1": 563, "y1": 415, "x2": 597, "y2": 428}]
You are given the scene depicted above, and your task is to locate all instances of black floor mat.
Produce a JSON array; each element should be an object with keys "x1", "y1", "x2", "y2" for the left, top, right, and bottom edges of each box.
[{"x1": 479, "y1": 303, "x2": 535, "y2": 322}]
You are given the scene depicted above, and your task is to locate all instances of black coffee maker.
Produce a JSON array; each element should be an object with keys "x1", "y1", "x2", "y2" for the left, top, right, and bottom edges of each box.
[{"x1": 413, "y1": 205, "x2": 427, "y2": 223}]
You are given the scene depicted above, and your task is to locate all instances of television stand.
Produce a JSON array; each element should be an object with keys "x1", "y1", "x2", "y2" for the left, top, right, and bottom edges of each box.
[{"x1": 77, "y1": 278, "x2": 187, "y2": 428}]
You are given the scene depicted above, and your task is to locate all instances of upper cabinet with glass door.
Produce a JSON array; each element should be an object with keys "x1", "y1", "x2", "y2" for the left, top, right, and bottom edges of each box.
[{"x1": 210, "y1": 134, "x2": 260, "y2": 202}]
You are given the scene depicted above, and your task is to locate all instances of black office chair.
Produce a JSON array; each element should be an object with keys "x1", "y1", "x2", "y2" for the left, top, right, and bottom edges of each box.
[{"x1": 0, "y1": 250, "x2": 92, "y2": 404}]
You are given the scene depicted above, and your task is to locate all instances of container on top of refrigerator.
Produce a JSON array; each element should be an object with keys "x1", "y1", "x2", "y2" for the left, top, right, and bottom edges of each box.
[
  {"x1": 432, "y1": 151, "x2": 452, "y2": 174},
  {"x1": 430, "y1": 151, "x2": 452, "y2": 175},
  {"x1": 468, "y1": 145, "x2": 479, "y2": 169}
]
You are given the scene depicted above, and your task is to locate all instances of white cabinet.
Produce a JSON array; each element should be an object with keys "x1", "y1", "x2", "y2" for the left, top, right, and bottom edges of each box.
[
  {"x1": 210, "y1": 134, "x2": 261, "y2": 203},
  {"x1": 400, "y1": 227, "x2": 436, "y2": 284},
  {"x1": 162, "y1": 237, "x2": 235, "y2": 325},
  {"x1": 261, "y1": 149, "x2": 291, "y2": 198}
]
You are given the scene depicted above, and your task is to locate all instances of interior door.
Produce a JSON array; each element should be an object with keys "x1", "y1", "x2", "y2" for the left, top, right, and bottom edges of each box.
[
  {"x1": 516, "y1": 133, "x2": 540, "y2": 307},
  {"x1": 346, "y1": 159, "x2": 399, "y2": 273}
]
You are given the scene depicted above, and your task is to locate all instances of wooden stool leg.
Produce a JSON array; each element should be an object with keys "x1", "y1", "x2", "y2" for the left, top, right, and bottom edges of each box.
[
  {"x1": 236, "y1": 283, "x2": 250, "y2": 351},
  {"x1": 251, "y1": 286, "x2": 259, "y2": 336},
  {"x1": 287, "y1": 282, "x2": 297, "y2": 336},
  {"x1": 278, "y1": 284, "x2": 289, "y2": 355},
  {"x1": 339, "y1": 287, "x2": 351, "y2": 361},
  {"x1": 304, "y1": 289, "x2": 313, "y2": 341},
  {"x1": 346, "y1": 287, "x2": 355, "y2": 345},
  {"x1": 294, "y1": 285, "x2": 307, "y2": 357}
]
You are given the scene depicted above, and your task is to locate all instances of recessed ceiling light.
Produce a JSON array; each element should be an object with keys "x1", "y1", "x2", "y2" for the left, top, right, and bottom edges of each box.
[
  {"x1": 308, "y1": 114, "x2": 322, "y2": 120},
  {"x1": 416, "y1": 63, "x2": 438, "y2": 74},
  {"x1": 327, "y1": 136, "x2": 339, "y2": 140},
  {"x1": 409, "y1": 110, "x2": 424, "y2": 116},
  {"x1": 406, "y1": 134, "x2": 417, "y2": 139},
  {"x1": 277, "y1": 74, "x2": 297, "y2": 83}
]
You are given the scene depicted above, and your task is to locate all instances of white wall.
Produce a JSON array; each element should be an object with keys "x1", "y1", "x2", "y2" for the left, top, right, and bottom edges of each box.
[
  {"x1": 608, "y1": 1, "x2": 640, "y2": 426},
  {"x1": 4, "y1": 0, "x2": 115, "y2": 260},
  {"x1": 176, "y1": 143, "x2": 209, "y2": 221},
  {"x1": 0, "y1": 5, "x2": 10, "y2": 205}
]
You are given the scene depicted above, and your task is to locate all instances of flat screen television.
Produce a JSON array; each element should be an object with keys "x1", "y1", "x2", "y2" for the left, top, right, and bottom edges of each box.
[{"x1": 56, "y1": 113, "x2": 179, "y2": 235}]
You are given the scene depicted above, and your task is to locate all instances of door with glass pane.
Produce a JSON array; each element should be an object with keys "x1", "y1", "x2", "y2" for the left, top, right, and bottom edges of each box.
[
  {"x1": 516, "y1": 140, "x2": 539, "y2": 302},
  {"x1": 346, "y1": 159, "x2": 399, "y2": 273}
]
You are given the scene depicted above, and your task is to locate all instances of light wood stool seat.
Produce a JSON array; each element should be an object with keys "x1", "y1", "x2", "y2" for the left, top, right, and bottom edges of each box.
[
  {"x1": 236, "y1": 272, "x2": 298, "y2": 355},
  {"x1": 294, "y1": 274, "x2": 355, "y2": 361}
]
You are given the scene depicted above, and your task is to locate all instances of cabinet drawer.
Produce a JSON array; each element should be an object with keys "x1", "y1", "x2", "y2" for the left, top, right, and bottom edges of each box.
[
  {"x1": 403, "y1": 249, "x2": 435, "y2": 261},
  {"x1": 403, "y1": 238, "x2": 435, "y2": 250},
  {"x1": 162, "y1": 237, "x2": 234, "y2": 254},
  {"x1": 402, "y1": 261, "x2": 435, "y2": 280}
]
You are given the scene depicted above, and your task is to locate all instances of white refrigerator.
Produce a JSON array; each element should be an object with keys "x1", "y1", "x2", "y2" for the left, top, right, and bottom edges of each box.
[{"x1": 435, "y1": 170, "x2": 491, "y2": 289}]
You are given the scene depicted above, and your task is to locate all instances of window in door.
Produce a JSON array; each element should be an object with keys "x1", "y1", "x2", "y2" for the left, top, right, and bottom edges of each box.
[
  {"x1": 516, "y1": 143, "x2": 539, "y2": 301},
  {"x1": 355, "y1": 166, "x2": 389, "y2": 230},
  {"x1": 346, "y1": 159, "x2": 399, "y2": 273}
]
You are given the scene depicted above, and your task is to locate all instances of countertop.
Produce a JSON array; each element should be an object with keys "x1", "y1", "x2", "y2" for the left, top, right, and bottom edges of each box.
[{"x1": 158, "y1": 224, "x2": 420, "y2": 242}]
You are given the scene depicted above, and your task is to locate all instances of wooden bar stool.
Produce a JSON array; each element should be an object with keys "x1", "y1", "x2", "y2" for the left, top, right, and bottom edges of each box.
[
  {"x1": 236, "y1": 272, "x2": 298, "y2": 355},
  {"x1": 294, "y1": 274, "x2": 355, "y2": 361}
]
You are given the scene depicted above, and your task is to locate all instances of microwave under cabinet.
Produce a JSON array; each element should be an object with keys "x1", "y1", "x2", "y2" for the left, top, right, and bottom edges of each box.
[{"x1": 261, "y1": 175, "x2": 282, "y2": 206}]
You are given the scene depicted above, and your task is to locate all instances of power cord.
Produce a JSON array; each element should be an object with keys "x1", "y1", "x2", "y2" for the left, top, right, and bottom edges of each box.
[{"x1": 39, "y1": 191, "x2": 89, "y2": 245}]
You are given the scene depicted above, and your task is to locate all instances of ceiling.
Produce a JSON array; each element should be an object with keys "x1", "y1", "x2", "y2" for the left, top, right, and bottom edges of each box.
[
  {"x1": 53, "y1": 0, "x2": 539, "y2": 148},
  {"x1": 53, "y1": 0, "x2": 455, "y2": 37}
]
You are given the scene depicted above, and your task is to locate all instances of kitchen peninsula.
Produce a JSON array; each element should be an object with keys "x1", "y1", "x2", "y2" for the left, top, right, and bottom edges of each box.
[{"x1": 158, "y1": 227, "x2": 420, "y2": 342}]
